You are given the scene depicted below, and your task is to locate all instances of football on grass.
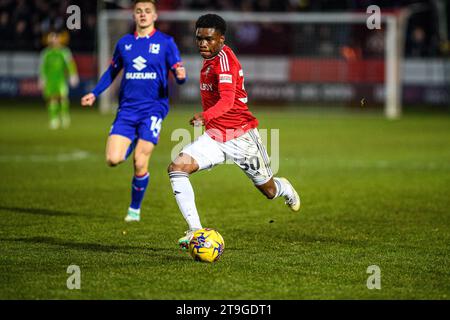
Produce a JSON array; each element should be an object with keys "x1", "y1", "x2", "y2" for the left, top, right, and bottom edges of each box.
[{"x1": 189, "y1": 228, "x2": 225, "y2": 263}]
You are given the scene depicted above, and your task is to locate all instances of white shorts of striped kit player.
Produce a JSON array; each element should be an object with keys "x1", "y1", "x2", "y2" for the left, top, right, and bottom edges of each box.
[{"x1": 181, "y1": 128, "x2": 273, "y2": 186}]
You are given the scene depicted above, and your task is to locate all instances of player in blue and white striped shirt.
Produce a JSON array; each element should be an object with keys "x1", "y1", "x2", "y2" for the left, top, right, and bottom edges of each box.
[{"x1": 81, "y1": 0, "x2": 186, "y2": 222}]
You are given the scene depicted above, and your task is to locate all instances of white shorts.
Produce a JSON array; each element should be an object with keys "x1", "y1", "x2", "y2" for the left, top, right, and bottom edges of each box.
[{"x1": 181, "y1": 128, "x2": 273, "y2": 186}]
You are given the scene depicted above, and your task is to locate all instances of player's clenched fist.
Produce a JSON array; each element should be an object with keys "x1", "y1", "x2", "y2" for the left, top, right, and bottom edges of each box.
[
  {"x1": 175, "y1": 66, "x2": 186, "y2": 81},
  {"x1": 190, "y1": 112, "x2": 204, "y2": 127},
  {"x1": 81, "y1": 93, "x2": 96, "y2": 107}
]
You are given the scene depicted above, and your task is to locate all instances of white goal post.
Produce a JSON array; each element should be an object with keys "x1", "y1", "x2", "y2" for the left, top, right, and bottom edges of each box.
[{"x1": 97, "y1": 10, "x2": 401, "y2": 119}]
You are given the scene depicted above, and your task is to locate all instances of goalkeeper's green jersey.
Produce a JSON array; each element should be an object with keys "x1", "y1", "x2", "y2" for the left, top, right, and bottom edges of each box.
[{"x1": 39, "y1": 46, "x2": 78, "y2": 97}]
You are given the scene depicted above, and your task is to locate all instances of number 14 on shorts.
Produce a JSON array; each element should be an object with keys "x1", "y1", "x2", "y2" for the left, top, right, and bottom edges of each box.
[{"x1": 150, "y1": 116, "x2": 162, "y2": 138}]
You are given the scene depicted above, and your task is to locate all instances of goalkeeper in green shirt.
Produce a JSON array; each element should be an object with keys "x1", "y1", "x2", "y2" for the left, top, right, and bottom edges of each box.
[{"x1": 39, "y1": 32, "x2": 79, "y2": 129}]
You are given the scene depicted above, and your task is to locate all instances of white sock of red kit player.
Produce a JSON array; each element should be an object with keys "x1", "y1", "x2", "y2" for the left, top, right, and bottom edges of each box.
[{"x1": 169, "y1": 171, "x2": 202, "y2": 231}]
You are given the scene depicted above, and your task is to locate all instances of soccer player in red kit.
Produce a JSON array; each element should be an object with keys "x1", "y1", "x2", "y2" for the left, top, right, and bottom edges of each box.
[{"x1": 167, "y1": 14, "x2": 300, "y2": 249}]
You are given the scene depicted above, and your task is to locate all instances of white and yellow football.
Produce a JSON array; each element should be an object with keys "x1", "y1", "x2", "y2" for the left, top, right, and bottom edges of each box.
[{"x1": 188, "y1": 228, "x2": 225, "y2": 263}]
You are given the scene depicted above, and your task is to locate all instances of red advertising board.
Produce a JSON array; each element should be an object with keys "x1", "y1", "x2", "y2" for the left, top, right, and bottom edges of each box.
[{"x1": 290, "y1": 59, "x2": 384, "y2": 83}]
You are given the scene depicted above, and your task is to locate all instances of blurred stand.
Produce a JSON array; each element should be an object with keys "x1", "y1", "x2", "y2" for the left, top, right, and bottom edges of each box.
[{"x1": 0, "y1": 0, "x2": 448, "y2": 110}]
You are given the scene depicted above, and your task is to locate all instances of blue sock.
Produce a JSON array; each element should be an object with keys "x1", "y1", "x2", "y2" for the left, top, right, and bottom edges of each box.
[
  {"x1": 130, "y1": 173, "x2": 150, "y2": 210},
  {"x1": 124, "y1": 139, "x2": 137, "y2": 160}
]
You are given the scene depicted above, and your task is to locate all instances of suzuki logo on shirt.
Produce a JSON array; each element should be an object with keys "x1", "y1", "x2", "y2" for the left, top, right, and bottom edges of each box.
[
  {"x1": 149, "y1": 43, "x2": 160, "y2": 54},
  {"x1": 133, "y1": 56, "x2": 147, "y2": 71},
  {"x1": 126, "y1": 72, "x2": 157, "y2": 80},
  {"x1": 127, "y1": 56, "x2": 157, "y2": 80}
]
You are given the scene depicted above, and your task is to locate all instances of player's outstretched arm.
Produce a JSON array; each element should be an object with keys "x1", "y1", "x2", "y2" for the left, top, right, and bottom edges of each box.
[
  {"x1": 88, "y1": 43, "x2": 123, "y2": 99},
  {"x1": 81, "y1": 93, "x2": 96, "y2": 107}
]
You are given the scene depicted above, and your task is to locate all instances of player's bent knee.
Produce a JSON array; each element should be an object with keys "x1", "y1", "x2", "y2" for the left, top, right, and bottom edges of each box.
[
  {"x1": 168, "y1": 153, "x2": 199, "y2": 174},
  {"x1": 106, "y1": 159, "x2": 120, "y2": 167},
  {"x1": 167, "y1": 161, "x2": 193, "y2": 174},
  {"x1": 167, "y1": 162, "x2": 175, "y2": 173},
  {"x1": 106, "y1": 154, "x2": 123, "y2": 167},
  {"x1": 168, "y1": 162, "x2": 186, "y2": 173}
]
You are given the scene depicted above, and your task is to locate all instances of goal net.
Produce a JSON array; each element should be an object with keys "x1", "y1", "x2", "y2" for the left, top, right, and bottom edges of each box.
[{"x1": 97, "y1": 10, "x2": 401, "y2": 118}]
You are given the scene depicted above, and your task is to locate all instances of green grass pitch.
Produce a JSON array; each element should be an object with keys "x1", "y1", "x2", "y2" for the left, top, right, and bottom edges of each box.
[{"x1": 0, "y1": 103, "x2": 449, "y2": 299}]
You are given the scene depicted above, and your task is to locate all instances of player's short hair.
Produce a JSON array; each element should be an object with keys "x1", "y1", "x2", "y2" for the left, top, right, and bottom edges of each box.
[
  {"x1": 195, "y1": 14, "x2": 227, "y2": 36},
  {"x1": 134, "y1": 0, "x2": 157, "y2": 8}
]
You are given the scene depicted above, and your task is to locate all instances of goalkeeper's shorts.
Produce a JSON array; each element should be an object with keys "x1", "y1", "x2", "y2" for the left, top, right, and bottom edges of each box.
[{"x1": 43, "y1": 81, "x2": 68, "y2": 98}]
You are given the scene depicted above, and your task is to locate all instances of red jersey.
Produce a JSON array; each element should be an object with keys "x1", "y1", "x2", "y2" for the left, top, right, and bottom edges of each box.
[{"x1": 200, "y1": 45, "x2": 258, "y2": 142}]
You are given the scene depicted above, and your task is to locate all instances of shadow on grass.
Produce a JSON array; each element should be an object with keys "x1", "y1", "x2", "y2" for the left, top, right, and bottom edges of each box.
[
  {"x1": 0, "y1": 236, "x2": 186, "y2": 261},
  {"x1": 244, "y1": 231, "x2": 369, "y2": 247},
  {"x1": 296, "y1": 234, "x2": 369, "y2": 246},
  {"x1": 0, "y1": 206, "x2": 74, "y2": 217}
]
